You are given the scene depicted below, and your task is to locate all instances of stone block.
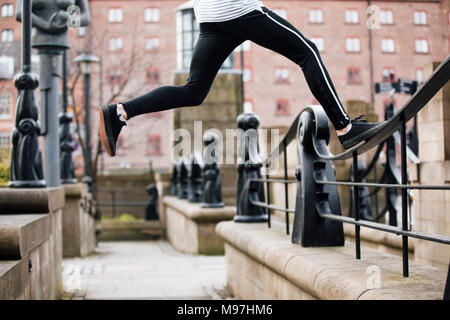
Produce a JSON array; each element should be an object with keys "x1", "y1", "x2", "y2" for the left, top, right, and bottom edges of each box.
[
  {"x1": 0, "y1": 259, "x2": 29, "y2": 299},
  {"x1": 0, "y1": 188, "x2": 65, "y2": 214},
  {"x1": 217, "y1": 220, "x2": 447, "y2": 300},
  {"x1": 163, "y1": 196, "x2": 235, "y2": 255}
]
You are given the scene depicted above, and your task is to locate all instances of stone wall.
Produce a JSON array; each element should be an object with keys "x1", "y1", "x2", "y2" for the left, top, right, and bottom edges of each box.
[
  {"x1": 62, "y1": 184, "x2": 96, "y2": 257},
  {"x1": 0, "y1": 188, "x2": 64, "y2": 299},
  {"x1": 413, "y1": 61, "x2": 450, "y2": 269},
  {"x1": 163, "y1": 196, "x2": 235, "y2": 255},
  {"x1": 173, "y1": 72, "x2": 243, "y2": 206},
  {"x1": 217, "y1": 220, "x2": 447, "y2": 300}
]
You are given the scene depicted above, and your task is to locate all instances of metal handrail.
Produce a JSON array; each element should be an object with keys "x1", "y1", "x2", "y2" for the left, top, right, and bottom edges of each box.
[{"x1": 244, "y1": 56, "x2": 450, "y2": 280}]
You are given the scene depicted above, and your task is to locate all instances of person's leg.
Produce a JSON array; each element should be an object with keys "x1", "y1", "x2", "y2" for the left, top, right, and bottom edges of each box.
[
  {"x1": 219, "y1": 7, "x2": 383, "y2": 149},
  {"x1": 99, "y1": 23, "x2": 244, "y2": 156},
  {"x1": 119, "y1": 24, "x2": 244, "y2": 120},
  {"x1": 220, "y1": 7, "x2": 350, "y2": 130}
]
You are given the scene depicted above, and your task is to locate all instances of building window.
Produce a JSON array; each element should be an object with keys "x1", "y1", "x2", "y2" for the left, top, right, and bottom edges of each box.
[
  {"x1": 145, "y1": 8, "x2": 160, "y2": 23},
  {"x1": 346, "y1": 37, "x2": 360, "y2": 52},
  {"x1": 0, "y1": 56, "x2": 14, "y2": 78},
  {"x1": 178, "y1": 8, "x2": 232, "y2": 70},
  {"x1": 109, "y1": 37, "x2": 123, "y2": 52},
  {"x1": 273, "y1": 8, "x2": 287, "y2": 20},
  {"x1": 345, "y1": 9, "x2": 359, "y2": 24},
  {"x1": 347, "y1": 67, "x2": 361, "y2": 84},
  {"x1": 108, "y1": 8, "x2": 123, "y2": 23},
  {"x1": 243, "y1": 67, "x2": 252, "y2": 83},
  {"x1": 243, "y1": 99, "x2": 254, "y2": 113},
  {"x1": 414, "y1": 10, "x2": 427, "y2": 25},
  {"x1": 0, "y1": 132, "x2": 11, "y2": 149},
  {"x1": 116, "y1": 136, "x2": 124, "y2": 155},
  {"x1": 0, "y1": 94, "x2": 11, "y2": 119},
  {"x1": 77, "y1": 27, "x2": 86, "y2": 37},
  {"x1": 311, "y1": 37, "x2": 324, "y2": 52},
  {"x1": 309, "y1": 9, "x2": 323, "y2": 24},
  {"x1": 1, "y1": 4, "x2": 13, "y2": 17},
  {"x1": 145, "y1": 37, "x2": 160, "y2": 52},
  {"x1": 147, "y1": 135, "x2": 161, "y2": 155},
  {"x1": 274, "y1": 67, "x2": 289, "y2": 83},
  {"x1": 1, "y1": 29, "x2": 13, "y2": 42},
  {"x1": 146, "y1": 67, "x2": 160, "y2": 84},
  {"x1": 415, "y1": 39, "x2": 429, "y2": 53},
  {"x1": 380, "y1": 9, "x2": 394, "y2": 25},
  {"x1": 275, "y1": 99, "x2": 290, "y2": 116},
  {"x1": 382, "y1": 67, "x2": 396, "y2": 82},
  {"x1": 381, "y1": 38, "x2": 395, "y2": 53},
  {"x1": 108, "y1": 69, "x2": 122, "y2": 84},
  {"x1": 416, "y1": 68, "x2": 424, "y2": 83}
]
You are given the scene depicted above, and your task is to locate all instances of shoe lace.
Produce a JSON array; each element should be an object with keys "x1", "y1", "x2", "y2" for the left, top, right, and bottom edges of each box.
[{"x1": 353, "y1": 114, "x2": 367, "y2": 123}]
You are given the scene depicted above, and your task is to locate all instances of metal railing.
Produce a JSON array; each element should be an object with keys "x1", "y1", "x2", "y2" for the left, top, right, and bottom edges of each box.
[{"x1": 235, "y1": 56, "x2": 450, "y2": 279}]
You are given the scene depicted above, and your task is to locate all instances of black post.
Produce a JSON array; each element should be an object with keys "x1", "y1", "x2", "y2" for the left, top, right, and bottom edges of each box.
[
  {"x1": 60, "y1": 50, "x2": 76, "y2": 184},
  {"x1": 353, "y1": 151, "x2": 361, "y2": 260},
  {"x1": 9, "y1": 0, "x2": 45, "y2": 188},
  {"x1": 400, "y1": 115, "x2": 409, "y2": 277},
  {"x1": 265, "y1": 162, "x2": 271, "y2": 228},
  {"x1": 283, "y1": 141, "x2": 290, "y2": 235},
  {"x1": 82, "y1": 71, "x2": 93, "y2": 192}
]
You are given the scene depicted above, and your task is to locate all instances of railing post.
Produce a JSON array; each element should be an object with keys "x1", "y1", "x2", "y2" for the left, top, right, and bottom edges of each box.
[
  {"x1": 234, "y1": 112, "x2": 267, "y2": 223},
  {"x1": 400, "y1": 115, "x2": 409, "y2": 277},
  {"x1": 169, "y1": 164, "x2": 178, "y2": 196},
  {"x1": 352, "y1": 152, "x2": 361, "y2": 260},
  {"x1": 265, "y1": 162, "x2": 271, "y2": 228},
  {"x1": 187, "y1": 152, "x2": 203, "y2": 203},
  {"x1": 201, "y1": 132, "x2": 224, "y2": 208},
  {"x1": 283, "y1": 141, "x2": 290, "y2": 235}
]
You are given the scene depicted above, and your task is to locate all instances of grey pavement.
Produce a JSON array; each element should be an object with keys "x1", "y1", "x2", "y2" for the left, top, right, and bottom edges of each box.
[{"x1": 61, "y1": 240, "x2": 232, "y2": 300}]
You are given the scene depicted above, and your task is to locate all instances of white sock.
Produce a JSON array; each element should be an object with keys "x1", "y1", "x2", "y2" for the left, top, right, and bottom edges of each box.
[
  {"x1": 116, "y1": 107, "x2": 127, "y2": 123},
  {"x1": 337, "y1": 123, "x2": 352, "y2": 136}
]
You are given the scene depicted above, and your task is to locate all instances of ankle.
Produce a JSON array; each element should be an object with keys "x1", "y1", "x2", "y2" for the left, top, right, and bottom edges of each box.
[
  {"x1": 336, "y1": 123, "x2": 352, "y2": 136},
  {"x1": 117, "y1": 103, "x2": 128, "y2": 121}
]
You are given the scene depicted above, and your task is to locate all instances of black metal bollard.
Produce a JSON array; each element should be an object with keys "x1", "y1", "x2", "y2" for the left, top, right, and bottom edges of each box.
[
  {"x1": 145, "y1": 184, "x2": 159, "y2": 220},
  {"x1": 292, "y1": 106, "x2": 344, "y2": 246},
  {"x1": 201, "y1": 132, "x2": 224, "y2": 208},
  {"x1": 170, "y1": 164, "x2": 178, "y2": 196},
  {"x1": 234, "y1": 112, "x2": 267, "y2": 222},
  {"x1": 9, "y1": 0, "x2": 45, "y2": 188},
  {"x1": 188, "y1": 152, "x2": 203, "y2": 203},
  {"x1": 177, "y1": 157, "x2": 189, "y2": 199}
]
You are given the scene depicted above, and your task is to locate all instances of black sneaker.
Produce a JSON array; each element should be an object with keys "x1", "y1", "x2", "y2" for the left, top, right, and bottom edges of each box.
[
  {"x1": 338, "y1": 115, "x2": 385, "y2": 149},
  {"x1": 99, "y1": 104, "x2": 126, "y2": 157}
]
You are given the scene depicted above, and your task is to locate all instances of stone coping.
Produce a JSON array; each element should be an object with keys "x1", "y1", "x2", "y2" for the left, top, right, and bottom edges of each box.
[
  {"x1": 0, "y1": 187, "x2": 65, "y2": 214},
  {"x1": 216, "y1": 220, "x2": 447, "y2": 300},
  {"x1": 0, "y1": 258, "x2": 28, "y2": 299},
  {"x1": 96, "y1": 220, "x2": 163, "y2": 231},
  {"x1": 343, "y1": 224, "x2": 414, "y2": 252},
  {"x1": 163, "y1": 196, "x2": 236, "y2": 222},
  {"x1": 0, "y1": 214, "x2": 52, "y2": 260},
  {"x1": 63, "y1": 183, "x2": 88, "y2": 199}
]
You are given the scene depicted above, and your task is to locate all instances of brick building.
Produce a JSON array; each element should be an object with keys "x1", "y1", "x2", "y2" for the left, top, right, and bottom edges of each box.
[{"x1": 0, "y1": 0, "x2": 449, "y2": 174}]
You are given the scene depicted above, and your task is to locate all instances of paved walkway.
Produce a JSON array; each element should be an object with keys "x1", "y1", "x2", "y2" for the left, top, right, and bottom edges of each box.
[{"x1": 61, "y1": 241, "x2": 232, "y2": 300}]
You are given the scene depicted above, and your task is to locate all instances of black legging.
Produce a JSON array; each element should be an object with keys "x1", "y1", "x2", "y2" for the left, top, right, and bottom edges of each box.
[{"x1": 121, "y1": 7, "x2": 351, "y2": 130}]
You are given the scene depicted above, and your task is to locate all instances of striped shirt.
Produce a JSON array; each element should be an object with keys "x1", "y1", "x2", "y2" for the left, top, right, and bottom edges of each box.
[{"x1": 193, "y1": 0, "x2": 264, "y2": 23}]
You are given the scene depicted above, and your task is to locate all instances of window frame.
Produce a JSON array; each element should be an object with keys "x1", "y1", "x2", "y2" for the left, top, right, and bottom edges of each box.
[
  {"x1": 380, "y1": 9, "x2": 394, "y2": 25},
  {"x1": 274, "y1": 66, "x2": 290, "y2": 84},
  {"x1": 108, "y1": 7, "x2": 124, "y2": 23},
  {"x1": 346, "y1": 36, "x2": 361, "y2": 53},
  {"x1": 145, "y1": 36, "x2": 161, "y2": 53},
  {"x1": 1, "y1": 3, "x2": 14, "y2": 17},
  {"x1": 146, "y1": 67, "x2": 161, "y2": 84},
  {"x1": 415, "y1": 38, "x2": 429, "y2": 54},
  {"x1": 275, "y1": 99, "x2": 290, "y2": 116},
  {"x1": 413, "y1": 10, "x2": 428, "y2": 26},
  {"x1": 108, "y1": 37, "x2": 124, "y2": 52},
  {"x1": 344, "y1": 8, "x2": 359, "y2": 24},
  {"x1": 381, "y1": 66, "x2": 396, "y2": 82},
  {"x1": 308, "y1": 8, "x2": 324, "y2": 24},
  {"x1": 0, "y1": 93, "x2": 11, "y2": 120},
  {"x1": 146, "y1": 134, "x2": 162, "y2": 155},
  {"x1": 347, "y1": 67, "x2": 362, "y2": 84},
  {"x1": 381, "y1": 37, "x2": 395, "y2": 54},
  {"x1": 144, "y1": 7, "x2": 161, "y2": 23}
]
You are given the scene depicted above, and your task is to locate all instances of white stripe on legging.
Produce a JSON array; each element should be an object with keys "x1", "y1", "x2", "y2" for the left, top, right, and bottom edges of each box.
[{"x1": 261, "y1": 10, "x2": 348, "y2": 119}]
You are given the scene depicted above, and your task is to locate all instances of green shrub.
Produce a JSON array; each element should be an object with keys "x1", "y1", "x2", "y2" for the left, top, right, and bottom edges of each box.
[{"x1": 0, "y1": 149, "x2": 11, "y2": 187}]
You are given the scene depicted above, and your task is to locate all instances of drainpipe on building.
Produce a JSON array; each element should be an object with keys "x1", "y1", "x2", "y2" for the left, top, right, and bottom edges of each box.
[{"x1": 367, "y1": 0, "x2": 375, "y2": 107}]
